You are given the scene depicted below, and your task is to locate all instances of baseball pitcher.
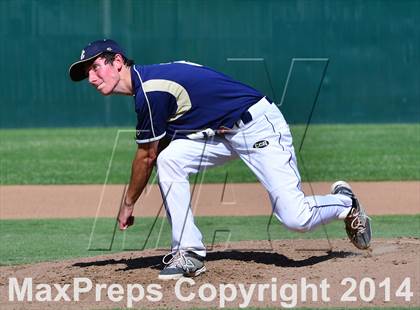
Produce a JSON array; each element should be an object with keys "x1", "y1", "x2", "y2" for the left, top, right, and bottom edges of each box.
[{"x1": 69, "y1": 39, "x2": 371, "y2": 280}]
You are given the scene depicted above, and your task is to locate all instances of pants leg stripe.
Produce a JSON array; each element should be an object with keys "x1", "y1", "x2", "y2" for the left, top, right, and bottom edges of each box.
[
  {"x1": 309, "y1": 203, "x2": 347, "y2": 211},
  {"x1": 265, "y1": 115, "x2": 302, "y2": 188}
]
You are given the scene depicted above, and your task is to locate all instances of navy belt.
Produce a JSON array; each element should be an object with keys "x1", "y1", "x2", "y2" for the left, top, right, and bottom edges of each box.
[
  {"x1": 239, "y1": 97, "x2": 273, "y2": 125},
  {"x1": 240, "y1": 110, "x2": 253, "y2": 125}
]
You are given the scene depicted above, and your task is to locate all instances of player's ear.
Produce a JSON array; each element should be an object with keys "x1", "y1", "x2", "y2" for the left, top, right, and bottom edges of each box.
[{"x1": 114, "y1": 54, "x2": 124, "y2": 71}]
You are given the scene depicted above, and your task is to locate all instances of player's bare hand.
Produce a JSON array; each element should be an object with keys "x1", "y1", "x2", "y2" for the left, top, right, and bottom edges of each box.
[{"x1": 118, "y1": 203, "x2": 135, "y2": 230}]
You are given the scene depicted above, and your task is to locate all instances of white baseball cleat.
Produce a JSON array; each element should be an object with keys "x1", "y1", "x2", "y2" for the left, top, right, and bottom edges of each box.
[
  {"x1": 331, "y1": 181, "x2": 372, "y2": 250},
  {"x1": 158, "y1": 250, "x2": 206, "y2": 280}
]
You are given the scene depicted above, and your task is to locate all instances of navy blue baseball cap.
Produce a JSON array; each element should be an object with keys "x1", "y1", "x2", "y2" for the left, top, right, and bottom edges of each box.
[{"x1": 69, "y1": 39, "x2": 126, "y2": 82}]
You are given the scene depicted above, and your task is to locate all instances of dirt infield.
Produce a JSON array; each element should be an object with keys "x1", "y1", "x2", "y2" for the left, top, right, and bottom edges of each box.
[
  {"x1": 1, "y1": 238, "x2": 419, "y2": 309},
  {"x1": 1, "y1": 182, "x2": 419, "y2": 219},
  {"x1": 0, "y1": 182, "x2": 419, "y2": 308}
]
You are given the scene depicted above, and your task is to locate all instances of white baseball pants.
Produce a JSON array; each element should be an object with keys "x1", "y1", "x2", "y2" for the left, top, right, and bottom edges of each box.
[{"x1": 157, "y1": 98, "x2": 352, "y2": 257}]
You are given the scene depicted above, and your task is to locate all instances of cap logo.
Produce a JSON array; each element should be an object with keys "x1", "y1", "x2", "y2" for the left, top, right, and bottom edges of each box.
[
  {"x1": 106, "y1": 47, "x2": 112, "y2": 51},
  {"x1": 80, "y1": 50, "x2": 85, "y2": 60}
]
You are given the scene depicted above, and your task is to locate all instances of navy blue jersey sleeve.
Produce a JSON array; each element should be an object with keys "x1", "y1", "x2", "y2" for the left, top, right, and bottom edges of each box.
[{"x1": 135, "y1": 91, "x2": 177, "y2": 144}]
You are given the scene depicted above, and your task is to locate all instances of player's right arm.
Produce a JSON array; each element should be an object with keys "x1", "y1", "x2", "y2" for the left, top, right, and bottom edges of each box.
[
  {"x1": 118, "y1": 141, "x2": 159, "y2": 230},
  {"x1": 126, "y1": 141, "x2": 159, "y2": 204},
  {"x1": 119, "y1": 67, "x2": 176, "y2": 229}
]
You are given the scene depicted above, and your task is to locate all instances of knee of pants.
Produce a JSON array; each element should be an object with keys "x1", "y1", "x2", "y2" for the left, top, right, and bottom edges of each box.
[
  {"x1": 270, "y1": 191, "x2": 312, "y2": 233},
  {"x1": 272, "y1": 204, "x2": 312, "y2": 233},
  {"x1": 156, "y1": 149, "x2": 188, "y2": 181},
  {"x1": 280, "y1": 217, "x2": 311, "y2": 233}
]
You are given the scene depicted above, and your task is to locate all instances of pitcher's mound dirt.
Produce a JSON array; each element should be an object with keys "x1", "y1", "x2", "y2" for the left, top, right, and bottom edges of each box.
[{"x1": 1, "y1": 238, "x2": 419, "y2": 309}]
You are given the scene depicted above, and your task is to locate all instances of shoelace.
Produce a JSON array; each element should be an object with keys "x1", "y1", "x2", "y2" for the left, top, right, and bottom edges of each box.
[
  {"x1": 162, "y1": 251, "x2": 187, "y2": 269},
  {"x1": 349, "y1": 209, "x2": 371, "y2": 234},
  {"x1": 350, "y1": 215, "x2": 366, "y2": 233}
]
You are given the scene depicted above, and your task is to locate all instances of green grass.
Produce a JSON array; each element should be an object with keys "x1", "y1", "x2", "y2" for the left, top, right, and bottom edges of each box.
[
  {"x1": 0, "y1": 124, "x2": 419, "y2": 184},
  {"x1": 1, "y1": 215, "x2": 418, "y2": 265}
]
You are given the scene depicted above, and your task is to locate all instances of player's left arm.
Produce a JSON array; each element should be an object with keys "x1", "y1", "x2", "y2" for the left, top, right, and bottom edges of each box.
[{"x1": 118, "y1": 141, "x2": 159, "y2": 230}]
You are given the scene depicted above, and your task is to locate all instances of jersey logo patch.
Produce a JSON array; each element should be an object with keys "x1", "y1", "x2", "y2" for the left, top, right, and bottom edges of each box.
[{"x1": 253, "y1": 140, "x2": 269, "y2": 149}]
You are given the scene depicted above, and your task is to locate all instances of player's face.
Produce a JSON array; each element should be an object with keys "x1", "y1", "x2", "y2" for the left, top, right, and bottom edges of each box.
[{"x1": 87, "y1": 57, "x2": 120, "y2": 95}]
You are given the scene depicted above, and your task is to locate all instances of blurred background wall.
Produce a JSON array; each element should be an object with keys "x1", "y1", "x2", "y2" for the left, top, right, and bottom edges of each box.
[{"x1": 1, "y1": 0, "x2": 418, "y2": 128}]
